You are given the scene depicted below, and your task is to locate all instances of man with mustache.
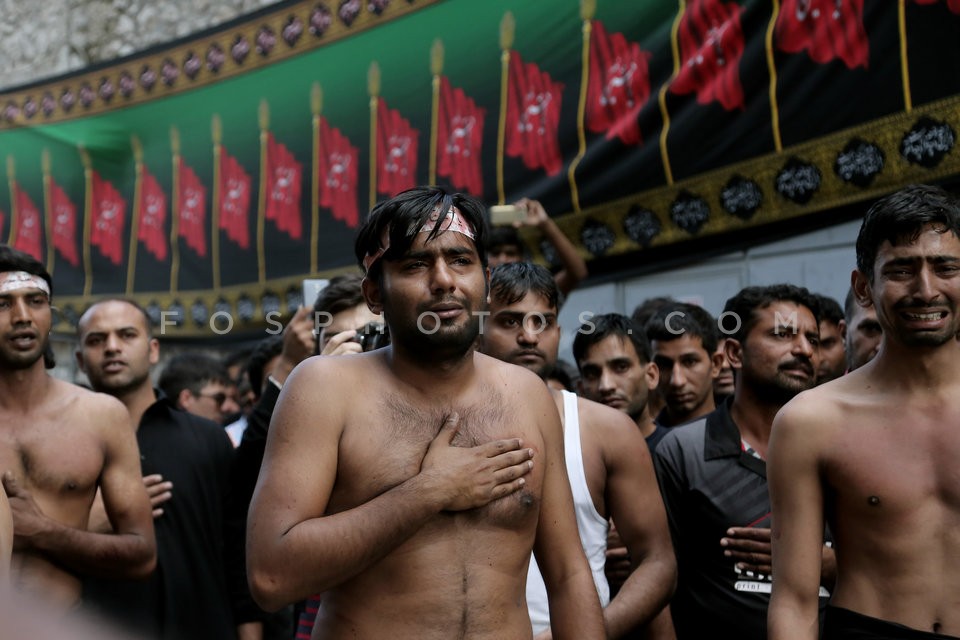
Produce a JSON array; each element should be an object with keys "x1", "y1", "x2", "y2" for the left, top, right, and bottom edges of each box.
[
  {"x1": 653, "y1": 284, "x2": 831, "y2": 639},
  {"x1": 769, "y1": 184, "x2": 960, "y2": 639},
  {"x1": 0, "y1": 246, "x2": 155, "y2": 611},
  {"x1": 247, "y1": 187, "x2": 604, "y2": 639},
  {"x1": 479, "y1": 262, "x2": 675, "y2": 638}
]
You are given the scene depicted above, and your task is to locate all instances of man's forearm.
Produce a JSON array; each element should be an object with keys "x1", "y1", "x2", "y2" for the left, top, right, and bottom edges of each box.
[
  {"x1": 249, "y1": 473, "x2": 445, "y2": 610},
  {"x1": 547, "y1": 569, "x2": 606, "y2": 640},
  {"x1": 33, "y1": 523, "x2": 155, "y2": 579},
  {"x1": 603, "y1": 556, "x2": 675, "y2": 639}
]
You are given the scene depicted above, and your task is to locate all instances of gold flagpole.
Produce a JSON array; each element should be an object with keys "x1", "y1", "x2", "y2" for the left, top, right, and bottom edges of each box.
[
  {"x1": 6, "y1": 156, "x2": 17, "y2": 247},
  {"x1": 127, "y1": 136, "x2": 143, "y2": 295},
  {"x1": 311, "y1": 83, "x2": 322, "y2": 275},
  {"x1": 42, "y1": 150, "x2": 55, "y2": 275},
  {"x1": 170, "y1": 127, "x2": 182, "y2": 294},
  {"x1": 78, "y1": 147, "x2": 94, "y2": 297},
  {"x1": 368, "y1": 62, "x2": 380, "y2": 211},
  {"x1": 567, "y1": 0, "x2": 595, "y2": 213},
  {"x1": 898, "y1": 0, "x2": 912, "y2": 112},
  {"x1": 429, "y1": 39, "x2": 444, "y2": 186},
  {"x1": 212, "y1": 114, "x2": 223, "y2": 292},
  {"x1": 257, "y1": 100, "x2": 270, "y2": 286},
  {"x1": 496, "y1": 12, "x2": 515, "y2": 205},
  {"x1": 765, "y1": 0, "x2": 783, "y2": 152},
  {"x1": 657, "y1": 1, "x2": 684, "y2": 186}
]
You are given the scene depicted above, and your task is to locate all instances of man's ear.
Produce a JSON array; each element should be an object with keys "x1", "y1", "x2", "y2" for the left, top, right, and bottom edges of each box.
[
  {"x1": 838, "y1": 318, "x2": 848, "y2": 342},
  {"x1": 177, "y1": 388, "x2": 194, "y2": 412},
  {"x1": 709, "y1": 350, "x2": 724, "y2": 378},
  {"x1": 852, "y1": 269, "x2": 873, "y2": 309},
  {"x1": 148, "y1": 338, "x2": 160, "y2": 366},
  {"x1": 362, "y1": 276, "x2": 383, "y2": 315},
  {"x1": 725, "y1": 338, "x2": 744, "y2": 370},
  {"x1": 645, "y1": 360, "x2": 660, "y2": 391},
  {"x1": 75, "y1": 349, "x2": 86, "y2": 374}
]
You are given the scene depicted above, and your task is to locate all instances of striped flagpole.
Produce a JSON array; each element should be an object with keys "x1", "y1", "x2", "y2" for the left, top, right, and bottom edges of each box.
[
  {"x1": 42, "y1": 150, "x2": 55, "y2": 275},
  {"x1": 567, "y1": 0, "x2": 596, "y2": 213},
  {"x1": 169, "y1": 127, "x2": 181, "y2": 294},
  {"x1": 368, "y1": 62, "x2": 380, "y2": 211},
  {"x1": 257, "y1": 100, "x2": 269, "y2": 286},
  {"x1": 311, "y1": 83, "x2": 322, "y2": 275}
]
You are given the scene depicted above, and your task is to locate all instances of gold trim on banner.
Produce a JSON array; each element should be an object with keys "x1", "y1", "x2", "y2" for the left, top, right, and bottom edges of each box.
[{"x1": 0, "y1": 0, "x2": 444, "y2": 130}]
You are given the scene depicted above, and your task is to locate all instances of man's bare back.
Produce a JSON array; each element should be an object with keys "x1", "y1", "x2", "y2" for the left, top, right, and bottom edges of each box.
[{"x1": 1, "y1": 378, "x2": 155, "y2": 608}]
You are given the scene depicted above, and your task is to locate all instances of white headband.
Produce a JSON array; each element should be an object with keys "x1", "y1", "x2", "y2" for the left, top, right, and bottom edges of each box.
[{"x1": 0, "y1": 271, "x2": 51, "y2": 296}]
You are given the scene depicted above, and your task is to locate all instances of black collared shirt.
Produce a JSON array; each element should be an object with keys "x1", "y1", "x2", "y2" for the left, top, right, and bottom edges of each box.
[
  {"x1": 84, "y1": 392, "x2": 239, "y2": 640},
  {"x1": 653, "y1": 399, "x2": 774, "y2": 640}
]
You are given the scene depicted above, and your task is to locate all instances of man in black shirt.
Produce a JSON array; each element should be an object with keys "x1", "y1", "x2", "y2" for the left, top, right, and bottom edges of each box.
[{"x1": 77, "y1": 299, "x2": 248, "y2": 640}]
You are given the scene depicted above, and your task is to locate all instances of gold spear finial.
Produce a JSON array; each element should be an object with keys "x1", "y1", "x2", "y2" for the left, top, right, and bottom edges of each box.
[
  {"x1": 368, "y1": 61, "x2": 381, "y2": 97},
  {"x1": 500, "y1": 12, "x2": 515, "y2": 51},
  {"x1": 212, "y1": 114, "x2": 222, "y2": 145},
  {"x1": 312, "y1": 82, "x2": 323, "y2": 115},
  {"x1": 259, "y1": 99, "x2": 270, "y2": 130},
  {"x1": 580, "y1": 0, "x2": 596, "y2": 21},
  {"x1": 431, "y1": 39, "x2": 444, "y2": 76}
]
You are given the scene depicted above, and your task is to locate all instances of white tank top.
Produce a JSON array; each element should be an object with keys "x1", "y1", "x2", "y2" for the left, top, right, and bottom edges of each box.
[{"x1": 526, "y1": 390, "x2": 610, "y2": 634}]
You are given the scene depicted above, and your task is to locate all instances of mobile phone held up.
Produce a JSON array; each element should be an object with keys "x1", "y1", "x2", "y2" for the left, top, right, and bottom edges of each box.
[
  {"x1": 301, "y1": 278, "x2": 329, "y2": 308},
  {"x1": 488, "y1": 204, "x2": 526, "y2": 226}
]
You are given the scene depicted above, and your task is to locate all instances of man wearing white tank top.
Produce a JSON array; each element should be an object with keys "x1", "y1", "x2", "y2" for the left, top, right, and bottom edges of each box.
[{"x1": 481, "y1": 262, "x2": 676, "y2": 639}]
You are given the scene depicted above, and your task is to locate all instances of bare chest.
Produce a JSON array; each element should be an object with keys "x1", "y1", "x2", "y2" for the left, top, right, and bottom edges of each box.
[
  {"x1": 332, "y1": 392, "x2": 543, "y2": 525},
  {"x1": 823, "y1": 408, "x2": 960, "y2": 526},
  {"x1": 0, "y1": 415, "x2": 104, "y2": 503}
]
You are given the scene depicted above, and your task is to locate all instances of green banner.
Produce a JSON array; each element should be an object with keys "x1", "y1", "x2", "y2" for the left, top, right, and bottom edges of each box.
[{"x1": 1, "y1": 0, "x2": 959, "y2": 335}]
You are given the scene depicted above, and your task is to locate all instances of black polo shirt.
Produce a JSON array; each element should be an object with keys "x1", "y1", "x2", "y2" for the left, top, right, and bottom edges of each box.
[{"x1": 654, "y1": 399, "x2": 812, "y2": 640}]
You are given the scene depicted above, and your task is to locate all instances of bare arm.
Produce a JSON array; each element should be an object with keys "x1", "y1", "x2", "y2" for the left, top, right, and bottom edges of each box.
[
  {"x1": 767, "y1": 399, "x2": 827, "y2": 640},
  {"x1": 515, "y1": 198, "x2": 588, "y2": 297},
  {"x1": 533, "y1": 391, "x2": 605, "y2": 640},
  {"x1": 3, "y1": 397, "x2": 156, "y2": 579},
  {"x1": 0, "y1": 488, "x2": 11, "y2": 579},
  {"x1": 246, "y1": 358, "x2": 534, "y2": 611},
  {"x1": 597, "y1": 404, "x2": 676, "y2": 638}
]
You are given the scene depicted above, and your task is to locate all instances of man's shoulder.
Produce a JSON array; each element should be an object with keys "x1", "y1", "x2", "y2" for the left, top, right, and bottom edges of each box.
[
  {"x1": 57, "y1": 380, "x2": 129, "y2": 422},
  {"x1": 575, "y1": 394, "x2": 641, "y2": 437},
  {"x1": 477, "y1": 352, "x2": 552, "y2": 396},
  {"x1": 659, "y1": 413, "x2": 709, "y2": 450}
]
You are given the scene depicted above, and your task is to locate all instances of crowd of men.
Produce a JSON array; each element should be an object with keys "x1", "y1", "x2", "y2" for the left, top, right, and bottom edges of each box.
[{"x1": 0, "y1": 182, "x2": 957, "y2": 640}]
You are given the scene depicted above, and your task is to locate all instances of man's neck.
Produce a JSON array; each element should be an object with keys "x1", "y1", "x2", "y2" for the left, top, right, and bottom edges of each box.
[
  {"x1": 0, "y1": 361, "x2": 52, "y2": 412},
  {"x1": 634, "y1": 408, "x2": 657, "y2": 438},
  {"x1": 871, "y1": 338, "x2": 960, "y2": 392},
  {"x1": 112, "y1": 382, "x2": 157, "y2": 430},
  {"x1": 664, "y1": 398, "x2": 715, "y2": 427},
  {"x1": 728, "y1": 386, "x2": 780, "y2": 457},
  {"x1": 388, "y1": 343, "x2": 477, "y2": 396}
]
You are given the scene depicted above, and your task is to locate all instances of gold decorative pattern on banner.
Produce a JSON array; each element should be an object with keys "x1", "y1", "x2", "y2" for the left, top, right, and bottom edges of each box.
[{"x1": 0, "y1": 0, "x2": 443, "y2": 131}]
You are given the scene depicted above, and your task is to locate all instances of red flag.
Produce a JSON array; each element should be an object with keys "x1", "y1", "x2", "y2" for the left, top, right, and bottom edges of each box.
[
  {"x1": 586, "y1": 21, "x2": 652, "y2": 146},
  {"x1": 138, "y1": 169, "x2": 168, "y2": 262},
  {"x1": 671, "y1": 0, "x2": 746, "y2": 111},
  {"x1": 219, "y1": 151, "x2": 252, "y2": 249},
  {"x1": 177, "y1": 159, "x2": 207, "y2": 258},
  {"x1": 317, "y1": 118, "x2": 360, "y2": 228},
  {"x1": 90, "y1": 172, "x2": 127, "y2": 266},
  {"x1": 265, "y1": 134, "x2": 303, "y2": 240},
  {"x1": 437, "y1": 77, "x2": 485, "y2": 196},
  {"x1": 49, "y1": 179, "x2": 79, "y2": 267},
  {"x1": 776, "y1": 0, "x2": 869, "y2": 69},
  {"x1": 376, "y1": 98, "x2": 420, "y2": 196},
  {"x1": 505, "y1": 51, "x2": 564, "y2": 176},
  {"x1": 11, "y1": 183, "x2": 43, "y2": 261},
  {"x1": 915, "y1": 0, "x2": 960, "y2": 14}
]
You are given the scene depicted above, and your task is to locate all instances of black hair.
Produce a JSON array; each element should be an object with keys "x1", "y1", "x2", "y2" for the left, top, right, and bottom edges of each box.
[
  {"x1": 158, "y1": 352, "x2": 231, "y2": 402},
  {"x1": 813, "y1": 293, "x2": 844, "y2": 326},
  {"x1": 856, "y1": 183, "x2": 960, "y2": 282},
  {"x1": 721, "y1": 284, "x2": 821, "y2": 344},
  {"x1": 246, "y1": 335, "x2": 283, "y2": 400},
  {"x1": 486, "y1": 225, "x2": 523, "y2": 252},
  {"x1": 645, "y1": 302, "x2": 719, "y2": 355},
  {"x1": 630, "y1": 295, "x2": 678, "y2": 328},
  {"x1": 573, "y1": 313, "x2": 652, "y2": 366},
  {"x1": 354, "y1": 186, "x2": 488, "y2": 284},
  {"x1": 312, "y1": 272, "x2": 365, "y2": 317},
  {"x1": 1, "y1": 244, "x2": 56, "y2": 368},
  {"x1": 489, "y1": 262, "x2": 559, "y2": 312},
  {"x1": 547, "y1": 359, "x2": 580, "y2": 392},
  {"x1": 79, "y1": 298, "x2": 155, "y2": 338}
]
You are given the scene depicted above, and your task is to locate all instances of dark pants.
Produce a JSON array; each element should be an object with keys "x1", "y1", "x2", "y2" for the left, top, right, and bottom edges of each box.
[{"x1": 823, "y1": 606, "x2": 959, "y2": 640}]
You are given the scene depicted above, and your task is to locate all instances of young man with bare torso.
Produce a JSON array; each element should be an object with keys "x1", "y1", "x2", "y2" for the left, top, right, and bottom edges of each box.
[
  {"x1": 770, "y1": 184, "x2": 960, "y2": 639},
  {"x1": 0, "y1": 246, "x2": 155, "y2": 610},
  {"x1": 247, "y1": 187, "x2": 604, "y2": 640}
]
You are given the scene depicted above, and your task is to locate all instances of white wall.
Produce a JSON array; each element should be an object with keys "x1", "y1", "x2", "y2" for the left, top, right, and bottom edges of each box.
[{"x1": 556, "y1": 219, "x2": 861, "y2": 363}]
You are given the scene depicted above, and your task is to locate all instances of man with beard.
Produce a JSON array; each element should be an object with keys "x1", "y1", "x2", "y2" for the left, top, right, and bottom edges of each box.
[
  {"x1": 653, "y1": 284, "x2": 833, "y2": 640},
  {"x1": 247, "y1": 187, "x2": 604, "y2": 640},
  {"x1": 0, "y1": 247, "x2": 155, "y2": 611},
  {"x1": 843, "y1": 287, "x2": 883, "y2": 371},
  {"x1": 479, "y1": 263, "x2": 675, "y2": 639},
  {"x1": 812, "y1": 294, "x2": 846, "y2": 384},
  {"x1": 77, "y1": 299, "x2": 247, "y2": 640},
  {"x1": 769, "y1": 184, "x2": 960, "y2": 639}
]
